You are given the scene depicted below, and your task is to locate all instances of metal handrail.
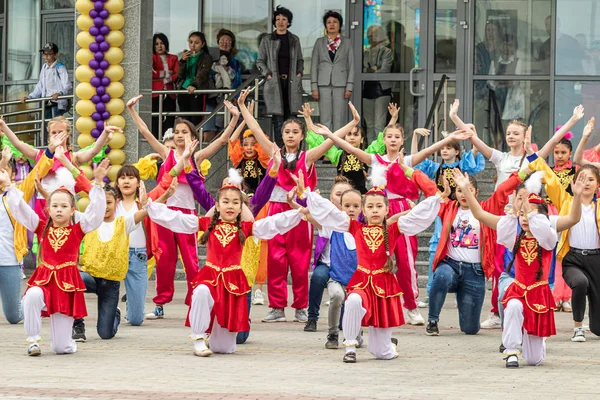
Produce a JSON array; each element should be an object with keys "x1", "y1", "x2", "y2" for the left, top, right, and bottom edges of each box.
[{"x1": 419, "y1": 75, "x2": 449, "y2": 155}]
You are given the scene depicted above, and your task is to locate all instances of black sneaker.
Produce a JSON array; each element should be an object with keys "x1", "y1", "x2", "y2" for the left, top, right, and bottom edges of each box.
[
  {"x1": 426, "y1": 320, "x2": 439, "y2": 336},
  {"x1": 499, "y1": 343, "x2": 506, "y2": 353},
  {"x1": 304, "y1": 319, "x2": 317, "y2": 332},
  {"x1": 504, "y1": 354, "x2": 519, "y2": 368},
  {"x1": 325, "y1": 333, "x2": 339, "y2": 349},
  {"x1": 72, "y1": 323, "x2": 86, "y2": 342},
  {"x1": 121, "y1": 294, "x2": 127, "y2": 303}
]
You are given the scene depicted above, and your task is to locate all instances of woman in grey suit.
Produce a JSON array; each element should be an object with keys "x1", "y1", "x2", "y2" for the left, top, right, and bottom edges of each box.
[{"x1": 311, "y1": 11, "x2": 354, "y2": 132}]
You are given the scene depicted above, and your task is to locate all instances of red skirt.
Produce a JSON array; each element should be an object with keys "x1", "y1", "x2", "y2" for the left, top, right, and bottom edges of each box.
[
  {"x1": 26, "y1": 265, "x2": 87, "y2": 319},
  {"x1": 348, "y1": 272, "x2": 404, "y2": 328},
  {"x1": 502, "y1": 280, "x2": 556, "y2": 337}
]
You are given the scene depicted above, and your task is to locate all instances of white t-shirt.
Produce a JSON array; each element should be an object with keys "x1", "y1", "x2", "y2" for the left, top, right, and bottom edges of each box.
[
  {"x1": 568, "y1": 203, "x2": 600, "y2": 249},
  {"x1": 96, "y1": 216, "x2": 140, "y2": 242},
  {"x1": 446, "y1": 208, "x2": 481, "y2": 263},
  {"x1": 165, "y1": 152, "x2": 196, "y2": 210},
  {"x1": 490, "y1": 149, "x2": 528, "y2": 189},
  {"x1": 0, "y1": 199, "x2": 20, "y2": 266},
  {"x1": 116, "y1": 202, "x2": 146, "y2": 248}
]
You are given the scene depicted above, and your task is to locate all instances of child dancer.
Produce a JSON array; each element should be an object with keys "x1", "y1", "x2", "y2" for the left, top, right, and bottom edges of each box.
[
  {"x1": 127, "y1": 94, "x2": 236, "y2": 318},
  {"x1": 3, "y1": 157, "x2": 107, "y2": 356},
  {"x1": 302, "y1": 164, "x2": 445, "y2": 362},
  {"x1": 237, "y1": 89, "x2": 355, "y2": 323},
  {"x1": 458, "y1": 168, "x2": 584, "y2": 367},
  {"x1": 145, "y1": 169, "x2": 305, "y2": 356},
  {"x1": 312, "y1": 123, "x2": 473, "y2": 325}
]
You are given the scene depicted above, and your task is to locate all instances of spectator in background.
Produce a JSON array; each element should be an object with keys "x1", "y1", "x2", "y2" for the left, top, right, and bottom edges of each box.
[
  {"x1": 256, "y1": 6, "x2": 304, "y2": 148},
  {"x1": 310, "y1": 10, "x2": 354, "y2": 132},
  {"x1": 152, "y1": 33, "x2": 179, "y2": 138},
  {"x1": 386, "y1": 21, "x2": 414, "y2": 73},
  {"x1": 20, "y1": 42, "x2": 72, "y2": 119},
  {"x1": 177, "y1": 31, "x2": 213, "y2": 128},
  {"x1": 204, "y1": 29, "x2": 243, "y2": 142},
  {"x1": 475, "y1": 21, "x2": 503, "y2": 75}
]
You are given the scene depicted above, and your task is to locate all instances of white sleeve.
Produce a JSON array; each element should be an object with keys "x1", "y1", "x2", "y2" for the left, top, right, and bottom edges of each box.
[
  {"x1": 80, "y1": 185, "x2": 107, "y2": 233},
  {"x1": 489, "y1": 149, "x2": 503, "y2": 167},
  {"x1": 125, "y1": 215, "x2": 142, "y2": 235},
  {"x1": 496, "y1": 214, "x2": 518, "y2": 249},
  {"x1": 306, "y1": 191, "x2": 350, "y2": 233},
  {"x1": 253, "y1": 209, "x2": 303, "y2": 240},
  {"x1": 397, "y1": 194, "x2": 441, "y2": 236},
  {"x1": 5, "y1": 186, "x2": 39, "y2": 232},
  {"x1": 528, "y1": 211, "x2": 559, "y2": 250},
  {"x1": 549, "y1": 215, "x2": 560, "y2": 232},
  {"x1": 145, "y1": 200, "x2": 199, "y2": 234},
  {"x1": 404, "y1": 155, "x2": 414, "y2": 168}
]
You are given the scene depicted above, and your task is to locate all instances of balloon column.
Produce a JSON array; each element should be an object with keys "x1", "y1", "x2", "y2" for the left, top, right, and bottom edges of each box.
[{"x1": 75, "y1": 0, "x2": 126, "y2": 205}]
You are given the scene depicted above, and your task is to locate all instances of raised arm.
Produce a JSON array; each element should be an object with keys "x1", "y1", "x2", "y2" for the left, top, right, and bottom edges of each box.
[
  {"x1": 453, "y1": 169, "x2": 501, "y2": 230},
  {"x1": 528, "y1": 211, "x2": 559, "y2": 251},
  {"x1": 250, "y1": 143, "x2": 280, "y2": 216},
  {"x1": 195, "y1": 101, "x2": 240, "y2": 164},
  {"x1": 74, "y1": 125, "x2": 117, "y2": 167},
  {"x1": 2, "y1": 172, "x2": 39, "y2": 232},
  {"x1": 314, "y1": 124, "x2": 372, "y2": 165},
  {"x1": 145, "y1": 201, "x2": 199, "y2": 234},
  {"x1": 79, "y1": 161, "x2": 109, "y2": 233},
  {"x1": 253, "y1": 209, "x2": 303, "y2": 239},
  {"x1": 574, "y1": 118, "x2": 597, "y2": 166},
  {"x1": 555, "y1": 171, "x2": 585, "y2": 232},
  {"x1": 409, "y1": 129, "x2": 473, "y2": 167},
  {"x1": 228, "y1": 100, "x2": 252, "y2": 143},
  {"x1": 0, "y1": 117, "x2": 39, "y2": 160},
  {"x1": 449, "y1": 99, "x2": 492, "y2": 159},
  {"x1": 305, "y1": 190, "x2": 350, "y2": 232},
  {"x1": 410, "y1": 128, "x2": 431, "y2": 155},
  {"x1": 397, "y1": 194, "x2": 443, "y2": 236},
  {"x1": 126, "y1": 95, "x2": 167, "y2": 158},
  {"x1": 537, "y1": 105, "x2": 584, "y2": 160},
  {"x1": 238, "y1": 89, "x2": 273, "y2": 154}
]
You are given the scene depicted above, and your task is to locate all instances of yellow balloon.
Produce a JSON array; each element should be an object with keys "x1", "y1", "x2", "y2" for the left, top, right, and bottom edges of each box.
[
  {"x1": 106, "y1": 115, "x2": 126, "y2": 129},
  {"x1": 108, "y1": 132, "x2": 126, "y2": 149},
  {"x1": 105, "y1": 99, "x2": 125, "y2": 115},
  {"x1": 79, "y1": 191, "x2": 89, "y2": 198},
  {"x1": 75, "y1": 65, "x2": 94, "y2": 83},
  {"x1": 76, "y1": 31, "x2": 95, "y2": 49},
  {"x1": 75, "y1": 82, "x2": 95, "y2": 100},
  {"x1": 75, "y1": 0, "x2": 94, "y2": 14},
  {"x1": 77, "y1": 132, "x2": 95, "y2": 148},
  {"x1": 77, "y1": 197, "x2": 90, "y2": 211},
  {"x1": 106, "y1": 82, "x2": 124, "y2": 98},
  {"x1": 105, "y1": 14, "x2": 125, "y2": 31},
  {"x1": 76, "y1": 49, "x2": 94, "y2": 66},
  {"x1": 104, "y1": 65, "x2": 124, "y2": 81},
  {"x1": 107, "y1": 165, "x2": 122, "y2": 182},
  {"x1": 104, "y1": 47, "x2": 124, "y2": 65},
  {"x1": 77, "y1": 14, "x2": 94, "y2": 31},
  {"x1": 75, "y1": 100, "x2": 96, "y2": 117},
  {"x1": 107, "y1": 149, "x2": 126, "y2": 165},
  {"x1": 104, "y1": 0, "x2": 124, "y2": 13},
  {"x1": 76, "y1": 117, "x2": 96, "y2": 133},
  {"x1": 105, "y1": 31, "x2": 125, "y2": 47},
  {"x1": 80, "y1": 165, "x2": 94, "y2": 180}
]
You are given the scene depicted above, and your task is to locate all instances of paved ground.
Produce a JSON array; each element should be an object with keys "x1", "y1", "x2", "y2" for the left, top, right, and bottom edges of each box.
[{"x1": 1, "y1": 281, "x2": 599, "y2": 400}]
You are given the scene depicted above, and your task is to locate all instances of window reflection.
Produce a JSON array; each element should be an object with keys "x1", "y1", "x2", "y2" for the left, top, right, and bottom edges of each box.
[
  {"x1": 7, "y1": 0, "x2": 41, "y2": 82},
  {"x1": 42, "y1": 0, "x2": 74, "y2": 9},
  {"x1": 46, "y1": 19, "x2": 75, "y2": 70},
  {"x1": 153, "y1": 0, "x2": 199, "y2": 59},
  {"x1": 554, "y1": 81, "x2": 600, "y2": 146},
  {"x1": 435, "y1": 0, "x2": 457, "y2": 73}
]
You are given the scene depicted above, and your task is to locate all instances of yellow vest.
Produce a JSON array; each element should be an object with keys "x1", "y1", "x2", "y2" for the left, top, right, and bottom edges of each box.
[{"x1": 81, "y1": 217, "x2": 130, "y2": 281}]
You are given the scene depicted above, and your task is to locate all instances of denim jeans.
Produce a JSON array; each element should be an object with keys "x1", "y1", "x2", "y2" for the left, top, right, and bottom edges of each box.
[
  {"x1": 236, "y1": 291, "x2": 252, "y2": 344},
  {"x1": 0, "y1": 265, "x2": 24, "y2": 324},
  {"x1": 428, "y1": 257, "x2": 486, "y2": 334},
  {"x1": 124, "y1": 248, "x2": 148, "y2": 326},
  {"x1": 307, "y1": 264, "x2": 330, "y2": 321},
  {"x1": 76, "y1": 271, "x2": 121, "y2": 339},
  {"x1": 497, "y1": 271, "x2": 515, "y2": 327}
]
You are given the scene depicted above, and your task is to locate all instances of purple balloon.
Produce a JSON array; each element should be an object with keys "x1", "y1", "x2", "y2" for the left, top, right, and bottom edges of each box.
[
  {"x1": 94, "y1": 1, "x2": 104, "y2": 11},
  {"x1": 99, "y1": 9, "x2": 109, "y2": 19},
  {"x1": 99, "y1": 41, "x2": 110, "y2": 52},
  {"x1": 99, "y1": 60, "x2": 110, "y2": 70},
  {"x1": 96, "y1": 103, "x2": 106, "y2": 113},
  {"x1": 105, "y1": 146, "x2": 111, "y2": 154},
  {"x1": 94, "y1": 17, "x2": 104, "y2": 27},
  {"x1": 89, "y1": 26, "x2": 99, "y2": 36},
  {"x1": 97, "y1": 86, "x2": 106, "y2": 96},
  {"x1": 91, "y1": 129, "x2": 101, "y2": 139},
  {"x1": 101, "y1": 77, "x2": 110, "y2": 86},
  {"x1": 101, "y1": 94, "x2": 111, "y2": 103},
  {"x1": 96, "y1": 121, "x2": 105, "y2": 131},
  {"x1": 90, "y1": 77, "x2": 101, "y2": 87},
  {"x1": 88, "y1": 59, "x2": 99, "y2": 70},
  {"x1": 103, "y1": 176, "x2": 110, "y2": 184},
  {"x1": 91, "y1": 95, "x2": 101, "y2": 104},
  {"x1": 100, "y1": 25, "x2": 110, "y2": 35},
  {"x1": 95, "y1": 34, "x2": 105, "y2": 43},
  {"x1": 89, "y1": 42, "x2": 99, "y2": 53},
  {"x1": 92, "y1": 112, "x2": 102, "y2": 121},
  {"x1": 94, "y1": 51, "x2": 104, "y2": 61},
  {"x1": 90, "y1": 9, "x2": 98, "y2": 18},
  {"x1": 102, "y1": 111, "x2": 111, "y2": 120},
  {"x1": 95, "y1": 69, "x2": 104, "y2": 78}
]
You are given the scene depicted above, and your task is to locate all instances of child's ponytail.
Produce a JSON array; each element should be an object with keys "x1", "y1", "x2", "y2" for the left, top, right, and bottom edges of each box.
[{"x1": 382, "y1": 218, "x2": 394, "y2": 272}]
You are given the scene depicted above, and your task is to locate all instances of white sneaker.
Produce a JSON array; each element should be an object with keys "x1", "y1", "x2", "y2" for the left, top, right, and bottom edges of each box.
[
  {"x1": 571, "y1": 327, "x2": 586, "y2": 342},
  {"x1": 405, "y1": 308, "x2": 425, "y2": 326},
  {"x1": 561, "y1": 301, "x2": 572, "y2": 312},
  {"x1": 481, "y1": 313, "x2": 502, "y2": 329},
  {"x1": 27, "y1": 342, "x2": 41, "y2": 356},
  {"x1": 325, "y1": 300, "x2": 330, "y2": 306},
  {"x1": 417, "y1": 298, "x2": 429, "y2": 308},
  {"x1": 193, "y1": 339, "x2": 212, "y2": 357},
  {"x1": 252, "y1": 289, "x2": 265, "y2": 305},
  {"x1": 146, "y1": 305, "x2": 164, "y2": 319},
  {"x1": 293, "y1": 308, "x2": 308, "y2": 323},
  {"x1": 262, "y1": 308, "x2": 286, "y2": 322}
]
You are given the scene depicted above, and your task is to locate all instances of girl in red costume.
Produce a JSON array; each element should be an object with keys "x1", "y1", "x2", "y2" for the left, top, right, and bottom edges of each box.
[
  {"x1": 127, "y1": 94, "x2": 238, "y2": 318},
  {"x1": 302, "y1": 163, "x2": 445, "y2": 363},
  {"x1": 313, "y1": 124, "x2": 473, "y2": 325},
  {"x1": 457, "y1": 169, "x2": 585, "y2": 368},
  {"x1": 237, "y1": 89, "x2": 358, "y2": 323},
  {"x1": 145, "y1": 169, "x2": 305, "y2": 356},
  {"x1": 2, "y1": 157, "x2": 108, "y2": 356}
]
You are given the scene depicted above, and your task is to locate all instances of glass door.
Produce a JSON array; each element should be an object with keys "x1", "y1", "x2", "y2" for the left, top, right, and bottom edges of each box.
[{"x1": 41, "y1": 13, "x2": 74, "y2": 72}]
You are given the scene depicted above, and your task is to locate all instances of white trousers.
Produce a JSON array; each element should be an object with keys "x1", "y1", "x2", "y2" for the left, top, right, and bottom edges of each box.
[
  {"x1": 327, "y1": 280, "x2": 346, "y2": 335},
  {"x1": 22, "y1": 286, "x2": 77, "y2": 354},
  {"x1": 342, "y1": 292, "x2": 397, "y2": 359},
  {"x1": 189, "y1": 284, "x2": 237, "y2": 354},
  {"x1": 363, "y1": 95, "x2": 391, "y2": 143},
  {"x1": 502, "y1": 299, "x2": 546, "y2": 366}
]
